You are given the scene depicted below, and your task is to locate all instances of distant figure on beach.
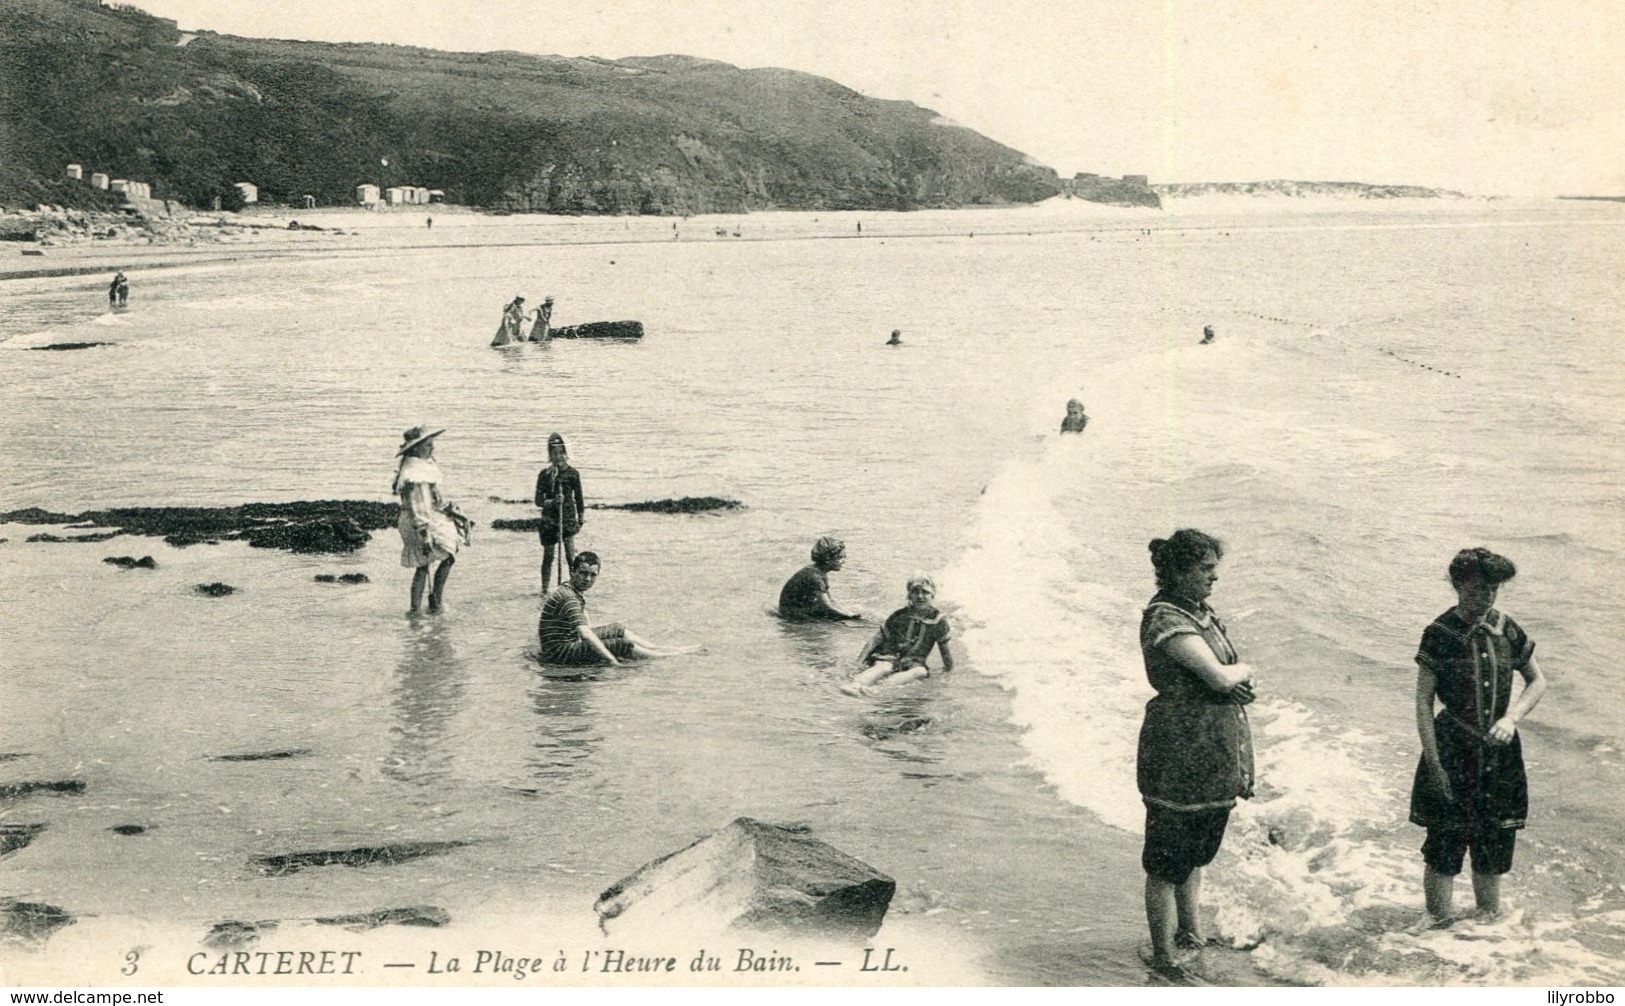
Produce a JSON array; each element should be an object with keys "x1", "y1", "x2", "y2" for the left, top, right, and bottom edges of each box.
[
  {"x1": 1409, "y1": 547, "x2": 1547, "y2": 922},
  {"x1": 393, "y1": 426, "x2": 468, "y2": 616},
  {"x1": 856, "y1": 222, "x2": 862, "y2": 234},
  {"x1": 1060, "y1": 398, "x2": 1089, "y2": 433},
  {"x1": 887, "y1": 329, "x2": 902, "y2": 346},
  {"x1": 842, "y1": 574, "x2": 955, "y2": 695},
  {"x1": 537, "y1": 551, "x2": 702, "y2": 665},
  {"x1": 533, "y1": 297, "x2": 556, "y2": 340},
  {"x1": 426, "y1": 217, "x2": 433, "y2": 230},
  {"x1": 535, "y1": 432, "x2": 584, "y2": 587},
  {"x1": 778, "y1": 537, "x2": 860, "y2": 620},
  {"x1": 109, "y1": 271, "x2": 128, "y2": 307},
  {"x1": 1201, "y1": 325, "x2": 1215, "y2": 345},
  {"x1": 492, "y1": 295, "x2": 526, "y2": 346},
  {"x1": 1136, "y1": 529, "x2": 1256, "y2": 976}
]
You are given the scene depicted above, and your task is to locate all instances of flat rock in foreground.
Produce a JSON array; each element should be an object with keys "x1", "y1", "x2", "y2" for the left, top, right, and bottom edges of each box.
[{"x1": 594, "y1": 817, "x2": 893, "y2": 940}]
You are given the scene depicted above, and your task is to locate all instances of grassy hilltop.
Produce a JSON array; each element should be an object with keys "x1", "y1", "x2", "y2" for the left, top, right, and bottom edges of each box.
[{"x1": 0, "y1": 0, "x2": 1061, "y2": 213}]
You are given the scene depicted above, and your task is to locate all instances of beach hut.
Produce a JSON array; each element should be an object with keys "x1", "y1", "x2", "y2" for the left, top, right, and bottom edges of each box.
[
  {"x1": 413, "y1": 186, "x2": 430, "y2": 205},
  {"x1": 66, "y1": 164, "x2": 83, "y2": 180},
  {"x1": 428, "y1": 189, "x2": 445, "y2": 204},
  {"x1": 385, "y1": 186, "x2": 408, "y2": 205},
  {"x1": 233, "y1": 182, "x2": 258, "y2": 204},
  {"x1": 301, "y1": 194, "x2": 316, "y2": 209},
  {"x1": 90, "y1": 172, "x2": 109, "y2": 190},
  {"x1": 356, "y1": 183, "x2": 380, "y2": 206}
]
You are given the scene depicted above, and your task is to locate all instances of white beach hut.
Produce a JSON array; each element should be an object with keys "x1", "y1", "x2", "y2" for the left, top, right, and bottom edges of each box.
[
  {"x1": 233, "y1": 182, "x2": 258, "y2": 204},
  {"x1": 66, "y1": 164, "x2": 83, "y2": 180},
  {"x1": 356, "y1": 183, "x2": 380, "y2": 206},
  {"x1": 90, "y1": 172, "x2": 109, "y2": 190}
]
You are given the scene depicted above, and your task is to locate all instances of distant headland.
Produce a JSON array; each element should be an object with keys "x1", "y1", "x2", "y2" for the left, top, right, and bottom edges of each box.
[
  {"x1": 0, "y1": 0, "x2": 1059, "y2": 215},
  {"x1": 1152, "y1": 180, "x2": 1469, "y2": 200}
]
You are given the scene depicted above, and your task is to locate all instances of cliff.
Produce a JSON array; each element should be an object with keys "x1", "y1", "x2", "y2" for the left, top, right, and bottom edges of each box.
[{"x1": 0, "y1": 0, "x2": 1060, "y2": 214}]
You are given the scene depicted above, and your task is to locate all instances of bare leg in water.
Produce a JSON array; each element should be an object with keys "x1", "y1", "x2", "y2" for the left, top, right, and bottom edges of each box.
[{"x1": 427, "y1": 554, "x2": 454, "y2": 613}]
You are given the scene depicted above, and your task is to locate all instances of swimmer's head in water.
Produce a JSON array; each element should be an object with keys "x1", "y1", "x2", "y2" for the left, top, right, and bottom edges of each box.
[{"x1": 811, "y1": 536, "x2": 845, "y2": 567}]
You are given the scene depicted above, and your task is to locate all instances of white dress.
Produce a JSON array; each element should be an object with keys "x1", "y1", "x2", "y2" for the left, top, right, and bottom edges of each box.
[{"x1": 394, "y1": 457, "x2": 459, "y2": 568}]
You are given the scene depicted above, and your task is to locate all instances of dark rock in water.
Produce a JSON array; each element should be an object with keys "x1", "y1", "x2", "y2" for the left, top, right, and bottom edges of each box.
[
  {"x1": 590, "y1": 496, "x2": 743, "y2": 514},
  {"x1": 0, "y1": 780, "x2": 86, "y2": 800},
  {"x1": 314, "y1": 905, "x2": 450, "y2": 932},
  {"x1": 0, "y1": 754, "x2": 30, "y2": 762},
  {"x1": 338, "y1": 572, "x2": 369, "y2": 584},
  {"x1": 28, "y1": 530, "x2": 122, "y2": 543},
  {"x1": 491, "y1": 517, "x2": 544, "y2": 531},
  {"x1": 487, "y1": 496, "x2": 530, "y2": 504},
  {"x1": 0, "y1": 508, "x2": 78, "y2": 524},
  {"x1": 595, "y1": 817, "x2": 894, "y2": 940},
  {"x1": 103, "y1": 555, "x2": 157, "y2": 569},
  {"x1": 861, "y1": 716, "x2": 933, "y2": 741},
  {"x1": 29, "y1": 342, "x2": 114, "y2": 351},
  {"x1": 195, "y1": 582, "x2": 236, "y2": 597},
  {"x1": 495, "y1": 497, "x2": 743, "y2": 531},
  {"x1": 244, "y1": 517, "x2": 369, "y2": 553},
  {"x1": 210, "y1": 748, "x2": 311, "y2": 762},
  {"x1": 0, "y1": 823, "x2": 47, "y2": 857},
  {"x1": 110, "y1": 824, "x2": 149, "y2": 836},
  {"x1": 252, "y1": 840, "x2": 472, "y2": 876},
  {"x1": 205, "y1": 919, "x2": 278, "y2": 950},
  {"x1": 0, "y1": 900, "x2": 75, "y2": 945},
  {"x1": 550, "y1": 320, "x2": 643, "y2": 340},
  {"x1": 2, "y1": 501, "x2": 399, "y2": 554},
  {"x1": 314, "y1": 574, "x2": 337, "y2": 582}
]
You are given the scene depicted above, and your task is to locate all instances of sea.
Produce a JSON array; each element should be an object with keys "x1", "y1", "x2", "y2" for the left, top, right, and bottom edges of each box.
[{"x1": 1, "y1": 199, "x2": 1622, "y2": 987}]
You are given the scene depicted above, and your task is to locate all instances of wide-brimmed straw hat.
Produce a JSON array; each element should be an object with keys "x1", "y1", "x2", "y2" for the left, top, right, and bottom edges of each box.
[{"x1": 396, "y1": 426, "x2": 445, "y2": 456}]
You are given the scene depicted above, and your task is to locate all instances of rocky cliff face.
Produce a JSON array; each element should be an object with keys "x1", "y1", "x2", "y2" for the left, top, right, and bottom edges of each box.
[{"x1": 0, "y1": 0, "x2": 1059, "y2": 213}]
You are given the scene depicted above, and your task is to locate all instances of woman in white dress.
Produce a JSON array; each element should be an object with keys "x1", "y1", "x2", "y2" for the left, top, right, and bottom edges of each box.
[{"x1": 393, "y1": 426, "x2": 463, "y2": 615}]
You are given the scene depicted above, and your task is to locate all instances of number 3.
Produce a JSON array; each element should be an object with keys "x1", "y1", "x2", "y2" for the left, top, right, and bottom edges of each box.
[{"x1": 122, "y1": 948, "x2": 140, "y2": 976}]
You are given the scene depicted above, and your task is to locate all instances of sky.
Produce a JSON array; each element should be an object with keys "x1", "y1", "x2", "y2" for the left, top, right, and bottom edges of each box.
[{"x1": 127, "y1": 0, "x2": 1625, "y2": 196}]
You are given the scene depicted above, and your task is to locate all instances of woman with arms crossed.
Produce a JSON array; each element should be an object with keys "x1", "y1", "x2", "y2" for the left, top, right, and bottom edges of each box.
[{"x1": 1135, "y1": 529, "x2": 1256, "y2": 975}]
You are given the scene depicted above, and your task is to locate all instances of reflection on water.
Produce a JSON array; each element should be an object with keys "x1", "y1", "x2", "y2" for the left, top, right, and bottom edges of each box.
[
  {"x1": 525, "y1": 674, "x2": 602, "y2": 785},
  {"x1": 772, "y1": 614, "x2": 855, "y2": 673},
  {"x1": 384, "y1": 622, "x2": 467, "y2": 787},
  {"x1": 856, "y1": 689, "x2": 945, "y2": 767}
]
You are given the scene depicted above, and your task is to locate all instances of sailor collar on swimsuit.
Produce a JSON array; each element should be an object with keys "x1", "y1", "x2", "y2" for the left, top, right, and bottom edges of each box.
[
  {"x1": 1148, "y1": 589, "x2": 1218, "y2": 629},
  {"x1": 1444, "y1": 606, "x2": 1506, "y2": 638}
]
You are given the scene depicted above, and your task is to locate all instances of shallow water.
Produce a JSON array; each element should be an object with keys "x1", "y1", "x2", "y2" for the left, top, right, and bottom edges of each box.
[{"x1": 1, "y1": 201, "x2": 1622, "y2": 985}]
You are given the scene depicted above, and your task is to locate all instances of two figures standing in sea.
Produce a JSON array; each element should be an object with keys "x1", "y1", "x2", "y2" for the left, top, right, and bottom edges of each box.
[
  {"x1": 1132, "y1": 529, "x2": 1548, "y2": 976},
  {"x1": 108, "y1": 270, "x2": 129, "y2": 307},
  {"x1": 491, "y1": 293, "x2": 555, "y2": 346}
]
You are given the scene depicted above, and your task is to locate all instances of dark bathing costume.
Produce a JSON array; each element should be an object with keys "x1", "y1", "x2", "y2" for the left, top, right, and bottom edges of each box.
[
  {"x1": 535, "y1": 464, "x2": 584, "y2": 545},
  {"x1": 1408, "y1": 606, "x2": 1534, "y2": 876},
  {"x1": 1135, "y1": 590, "x2": 1254, "y2": 885},
  {"x1": 868, "y1": 605, "x2": 952, "y2": 671},
  {"x1": 537, "y1": 582, "x2": 630, "y2": 664},
  {"x1": 778, "y1": 564, "x2": 834, "y2": 619}
]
